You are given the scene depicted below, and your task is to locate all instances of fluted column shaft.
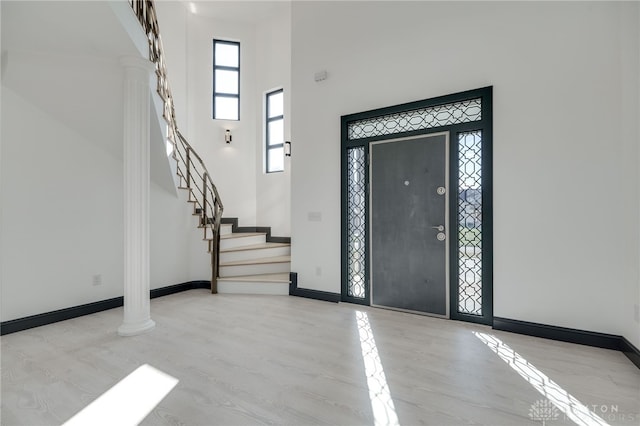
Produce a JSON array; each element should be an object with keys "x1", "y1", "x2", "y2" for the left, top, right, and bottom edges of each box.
[{"x1": 118, "y1": 56, "x2": 156, "y2": 337}]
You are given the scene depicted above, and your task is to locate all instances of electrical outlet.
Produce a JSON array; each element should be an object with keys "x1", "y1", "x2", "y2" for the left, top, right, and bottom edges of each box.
[
  {"x1": 634, "y1": 304, "x2": 640, "y2": 324},
  {"x1": 92, "y1": 274, "x2": 102, "y2": 286}
]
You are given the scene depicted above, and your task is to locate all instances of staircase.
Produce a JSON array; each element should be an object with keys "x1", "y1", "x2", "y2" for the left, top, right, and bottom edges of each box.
[
  {"x1": 131, "y1": 0, "x2": 290, "y2": 295},
  {"x1": 217, "y1": 222, "x2": 291, "y2": 295},
  {"x1": 130, "y1": 0, "x2": 225, "y2": 292}
]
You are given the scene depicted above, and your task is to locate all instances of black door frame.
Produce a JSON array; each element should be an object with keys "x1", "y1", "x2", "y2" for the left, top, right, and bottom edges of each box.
[{"x1": 340, "y1": 86, "x2": 493, "y2": 325}]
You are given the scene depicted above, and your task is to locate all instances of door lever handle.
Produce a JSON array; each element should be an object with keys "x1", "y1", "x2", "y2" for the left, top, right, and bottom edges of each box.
[{"x1": 431, "y1": 225, "x2": 445, "y2": 232}]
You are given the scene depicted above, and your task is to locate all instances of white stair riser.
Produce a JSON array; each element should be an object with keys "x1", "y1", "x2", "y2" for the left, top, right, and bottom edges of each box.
[
  {"x1": 217, "y1": 281, "x2": 289, "y2": 295},
  {"x1": 220, "y1": 224, "x2": 233, "y2": 236},
  {"x1": 219, "y1": 262, "x2": 290, "y2": 277},
  {"x1": 220, "y1": 234, "x2": 266, "y2": 250},
  {"x1": 220, "y1": 246, "x2": 291, "y2": 263}
]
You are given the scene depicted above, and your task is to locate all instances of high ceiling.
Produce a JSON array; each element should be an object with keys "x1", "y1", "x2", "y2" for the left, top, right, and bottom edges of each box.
[{"x1": 183, "y1": 0, "x2": 290, "y2": 23}]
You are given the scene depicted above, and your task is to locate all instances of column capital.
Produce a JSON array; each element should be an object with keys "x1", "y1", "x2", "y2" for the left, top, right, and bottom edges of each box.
[{"x1": 119, "y1": 55, "x2": 156, "y2": 73}]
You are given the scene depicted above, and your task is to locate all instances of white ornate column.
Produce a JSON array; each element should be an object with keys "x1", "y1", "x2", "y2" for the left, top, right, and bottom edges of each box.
[{"x1": 118, "y1": 56, "x2": 156, "y2": 337}]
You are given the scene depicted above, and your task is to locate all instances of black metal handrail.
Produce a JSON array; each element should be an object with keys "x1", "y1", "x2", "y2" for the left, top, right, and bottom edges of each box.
[{"x1": 129, "y1": 0, "x2": 224, "y2": 292}]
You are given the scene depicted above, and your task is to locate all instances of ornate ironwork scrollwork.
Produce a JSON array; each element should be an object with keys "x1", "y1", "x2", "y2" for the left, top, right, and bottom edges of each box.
[
  {"x1": 348, "y1": 99, "x2": 481, "y2": 140},
  {"x1": 458, "y1": 131, "x2": 482, "y2": 315},
  {"x1": 347, "y1": 147, "x2": 366, "y2": 299}
]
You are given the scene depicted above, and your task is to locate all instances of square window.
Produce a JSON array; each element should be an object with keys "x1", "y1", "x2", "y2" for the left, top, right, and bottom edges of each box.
[
  {"x1": 214, "y1": 70, "x2": 239, "y2": 95},
  {"x1": 268, "y1": 119, "x2": 284, "y2": 146},
  {"x1": 214, "y1": 42, "x2": 239, "y2": 68},
  {"x1": 268, "y1": 91, "x2": 284, "y2": 118},
  {"x1": 268, "y1": 147, "x2": 284, "y2": 173},
  {"x1": 214, "y1": 97, "x2": 238, "y2": 121}
]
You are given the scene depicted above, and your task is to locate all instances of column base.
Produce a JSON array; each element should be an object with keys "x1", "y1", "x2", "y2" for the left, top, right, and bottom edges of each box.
[{"x1": 117, "y1": 319, "x2": 156, "y2": 337}]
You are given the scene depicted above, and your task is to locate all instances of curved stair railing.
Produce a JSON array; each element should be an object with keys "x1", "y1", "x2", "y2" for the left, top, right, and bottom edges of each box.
[{"x1": 129, "y1": 0, "x2": 224, "y2": 293}]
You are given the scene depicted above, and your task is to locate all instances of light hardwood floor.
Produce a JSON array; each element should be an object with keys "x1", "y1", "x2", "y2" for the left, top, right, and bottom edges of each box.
[{"x1": 1, "y1": 291, "x2": 639, "y2": 425}]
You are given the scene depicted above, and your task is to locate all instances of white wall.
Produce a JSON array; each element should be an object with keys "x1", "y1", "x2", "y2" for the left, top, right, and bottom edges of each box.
[
  {"x1": 637, "y1": 3, "x2": 640, "y2": 347},
  {"x1": 255, "y1": 5, "x2": 292, "y2": 237},
  {"x1": 0, "y1": 81, "x2": 210, "y2": 322},
  {"x1": 151, "y1": 182, "x2": 199, "y2": 288},
  {"x1": 290, "y1": 1, "x2": 640, "y2": 345},
  {"x1": 626, "y1": 2, "x2": 640, "y2": 347},
  {"x1": 185, "y1": 13, "x2": 258, "y2": 227},
  {"x1": 0, "y1": 86, "x2": 126, "y2": 320}
]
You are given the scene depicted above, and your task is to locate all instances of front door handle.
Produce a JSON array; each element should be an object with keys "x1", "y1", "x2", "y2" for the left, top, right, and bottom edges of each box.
[{"x1": 431, "y1": 225, "x2": 444, "y2": 232}]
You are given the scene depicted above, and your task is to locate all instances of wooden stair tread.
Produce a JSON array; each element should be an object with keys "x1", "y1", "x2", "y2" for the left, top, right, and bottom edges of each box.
[
  {"x1": 220, "y1": 255, "x2": 291, "y2": 267},
  {"x1": 217, "y1": 273, "x2": 290, "y2": 283},
  {"x1": 220, "y1": 242, "x2": 290, "y2": 253},
  {"x1": 220, "y1": 232, "x2": 266, "y2": 240}
]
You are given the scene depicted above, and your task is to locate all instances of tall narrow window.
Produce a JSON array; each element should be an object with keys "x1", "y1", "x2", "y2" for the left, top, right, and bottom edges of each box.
[
  {"x1": 265, "y1": 89, "x2": 284, "y2": 173},
  {"x1": 213, "y1": 39, "x2": 240, "y2": 120}
]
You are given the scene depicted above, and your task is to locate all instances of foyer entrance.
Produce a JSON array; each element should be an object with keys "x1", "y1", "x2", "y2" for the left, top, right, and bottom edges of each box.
[{"x1": 341, "y1": 86, "x2": 493, "y2": 325}]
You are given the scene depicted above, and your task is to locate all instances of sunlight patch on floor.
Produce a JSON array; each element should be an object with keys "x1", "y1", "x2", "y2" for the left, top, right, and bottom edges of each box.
[
  {"x1": 357, "y1": 310, "x2": 400, "y2": 426},
  {"x1": 474, "y1": 331, "x2": 609, "y2": 426},
  {"x1": 63, "y1": 364, "x2": 179, "y2": 426}
]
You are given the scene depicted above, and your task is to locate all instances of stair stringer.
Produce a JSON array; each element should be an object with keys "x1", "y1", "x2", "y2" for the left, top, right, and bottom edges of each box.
[{"x1": 150, "y1": 88, "x2": 180, "y2": 196}]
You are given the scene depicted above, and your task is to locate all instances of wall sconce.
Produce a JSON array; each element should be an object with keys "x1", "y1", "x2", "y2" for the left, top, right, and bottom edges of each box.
[
  {"x1": 225, "y1": 129, "x2": 232, "y2": 144},
  {"x1": 284, "y1": 141, "x2": 291, "y2": 157}
]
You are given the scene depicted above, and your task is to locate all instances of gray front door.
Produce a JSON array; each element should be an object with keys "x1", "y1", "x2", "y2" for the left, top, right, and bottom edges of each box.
[{"x1": 370, "y1": 133, "x2": 449, "y2": 316}]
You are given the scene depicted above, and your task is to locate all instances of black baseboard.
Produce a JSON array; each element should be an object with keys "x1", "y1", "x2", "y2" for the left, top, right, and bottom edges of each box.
[
  {"x1": 1, "y1": 297, "x2": 124, "y2": 336},
  {"x1": 493, "y1": 317, "x2": 640, "y2": 369},
  {"x1": 149, "y1": 280, "x2": 210, "y2": 298},
  {"x1": 493, "y1": 317, "x2": 621, "y2": 349},
  {"x1": 221, "y1": 217, "x2": 291, "y2": 243},
  {"x1": 620, "y1": 337, "x2": 640, "y2": 370},
  {"x1": 0, "y1": 281, "x2": 211, "y2": 336},
  {"x1": 288, "y1": 272, "x2": 340, "y2": 303}
]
